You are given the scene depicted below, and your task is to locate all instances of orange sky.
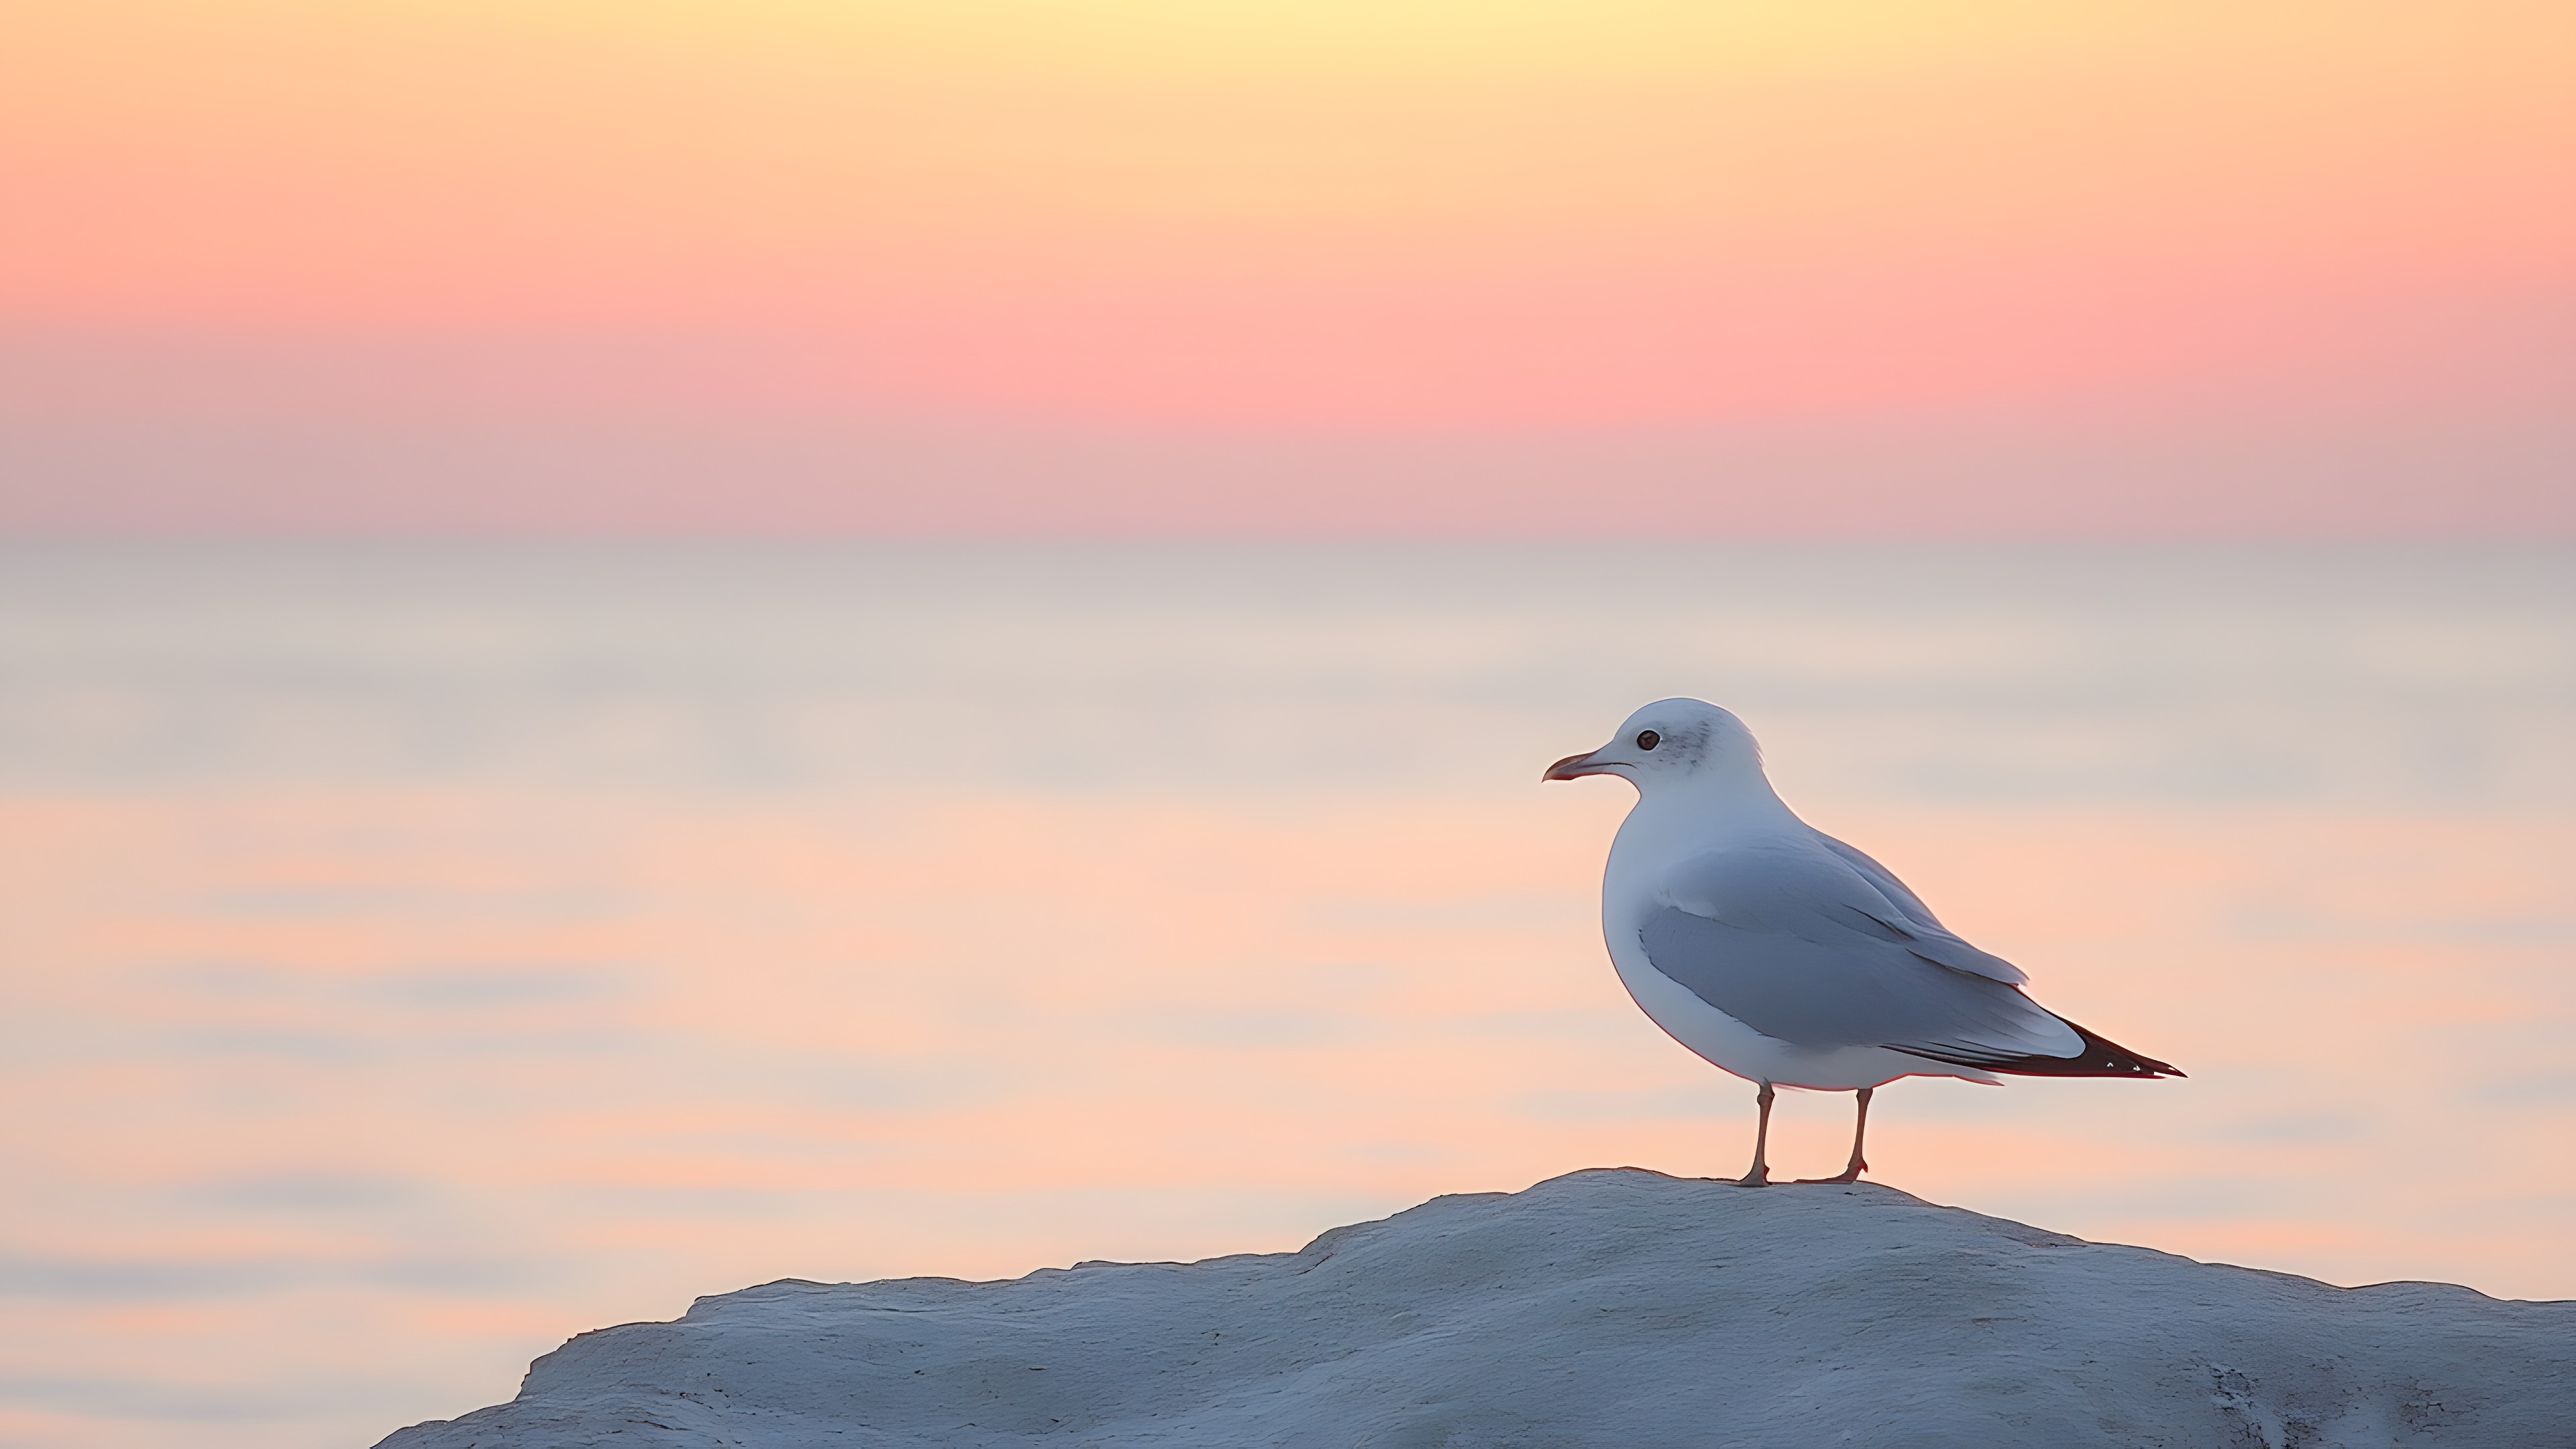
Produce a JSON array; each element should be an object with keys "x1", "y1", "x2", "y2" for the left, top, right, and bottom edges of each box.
[{"x1": 3, "y1": 1, "x2": 2572, "y2": 529}]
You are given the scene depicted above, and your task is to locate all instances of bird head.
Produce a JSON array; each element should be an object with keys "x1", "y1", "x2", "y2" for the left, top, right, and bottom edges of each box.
[{"x1": 1542, "y1": 698, "x2": 1766, "y2": 796}]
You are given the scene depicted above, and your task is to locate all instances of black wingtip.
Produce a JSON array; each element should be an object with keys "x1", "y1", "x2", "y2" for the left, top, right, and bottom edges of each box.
[{"x1": 1902, "y1": 1021, "x2": 2184, "y2": 1079}]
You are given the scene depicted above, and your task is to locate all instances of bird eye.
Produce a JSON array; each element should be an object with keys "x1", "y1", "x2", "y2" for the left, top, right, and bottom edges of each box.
[{"x1": 1635, "y1": 730, "x2": 1660, "y2": 751}]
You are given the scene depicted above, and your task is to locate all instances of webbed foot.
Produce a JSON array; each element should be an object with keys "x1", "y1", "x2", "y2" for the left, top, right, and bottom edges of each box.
[{"x1": 1792, "y1": 1164, "x2": 1866, "y2": 1185}]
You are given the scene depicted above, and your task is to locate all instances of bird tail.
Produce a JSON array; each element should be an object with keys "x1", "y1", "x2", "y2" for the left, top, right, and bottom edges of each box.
[{"x1": 1894, "y1": 1020, "x2": 2184, "y2": 1079}]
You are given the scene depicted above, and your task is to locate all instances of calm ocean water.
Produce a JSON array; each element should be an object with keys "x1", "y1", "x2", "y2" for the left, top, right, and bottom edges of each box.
[{"x1": 2, "y1": 541, "x2": 2570, "y2": 1449}]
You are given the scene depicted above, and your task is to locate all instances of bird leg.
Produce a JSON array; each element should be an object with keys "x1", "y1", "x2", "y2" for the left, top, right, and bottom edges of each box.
[
  {"x1": 1730, "y1": 1081, "x2": 1775, "y2": 1187},
  {"x1": 1796, "y1": 1087, "x2": 1872, "y2": 1185}
]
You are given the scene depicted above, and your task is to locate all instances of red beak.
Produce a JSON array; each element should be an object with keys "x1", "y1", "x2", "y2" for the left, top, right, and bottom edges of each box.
[{"x1": 1544, "y1": 750, "x2": 1605, "y2": 782}]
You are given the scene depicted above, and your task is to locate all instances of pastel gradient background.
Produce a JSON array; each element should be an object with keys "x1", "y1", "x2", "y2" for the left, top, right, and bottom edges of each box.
[
  {"x1": 4, "y1": 1, "x2": 2573, "y2": 532},
  {"x1": 5, "y1": 543, "x2": 2573, "y2": 1449},
  {"x1": 3, "y1": 6, "x2": 2575, "y2": 1449}
]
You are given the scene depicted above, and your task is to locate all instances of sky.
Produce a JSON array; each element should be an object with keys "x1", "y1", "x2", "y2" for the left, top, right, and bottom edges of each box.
[{"x1": 3, "y1": 1, "x2": 2573, "y2": 532}]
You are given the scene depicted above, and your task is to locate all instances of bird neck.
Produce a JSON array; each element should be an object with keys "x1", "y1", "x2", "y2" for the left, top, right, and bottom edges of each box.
[{"x1": 1625, "y1": 771, "x2": 1799, "y2": 835}]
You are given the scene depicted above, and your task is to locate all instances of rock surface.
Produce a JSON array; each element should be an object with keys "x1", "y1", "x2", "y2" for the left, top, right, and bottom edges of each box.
[{"x1": 375, "y1": 1169, "x2": 2575, "y2": 1448}]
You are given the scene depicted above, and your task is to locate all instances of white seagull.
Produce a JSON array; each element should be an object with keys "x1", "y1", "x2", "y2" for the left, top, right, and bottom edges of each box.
[{"x1": 1546, "y1": 698, "x2": 2180, "y2": 1186}]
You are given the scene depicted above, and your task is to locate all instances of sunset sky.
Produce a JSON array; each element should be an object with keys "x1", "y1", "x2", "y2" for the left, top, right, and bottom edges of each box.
[
  {"x1": 5, "y1": 12, "x2": 2569, "y2": 1439},
  {"x1": 4, "y1": 1, "x2": 2572, "y2": 532}
]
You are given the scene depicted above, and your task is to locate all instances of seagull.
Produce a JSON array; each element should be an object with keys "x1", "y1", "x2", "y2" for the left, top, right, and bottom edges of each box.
[{"x1": 1545, "y1": 698, "x2": 2180, "y2": 1186}]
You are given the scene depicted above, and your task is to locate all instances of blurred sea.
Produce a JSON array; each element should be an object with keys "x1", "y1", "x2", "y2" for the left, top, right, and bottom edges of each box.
[{"x1": 3, "y1": 541, "x2": 2571, "y2": 1449}]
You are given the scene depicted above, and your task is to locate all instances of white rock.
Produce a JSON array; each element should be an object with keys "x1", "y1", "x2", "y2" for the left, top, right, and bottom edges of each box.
[{"x1": 375, "y1": 1169, "x2": 2574, "y2": 1448}]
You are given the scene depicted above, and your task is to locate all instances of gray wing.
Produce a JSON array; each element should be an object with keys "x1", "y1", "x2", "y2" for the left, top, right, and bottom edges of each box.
[
  {"x1": 1641, "y1": 841, "x2": 2077, "y2": 1060},
  {"x1": 1811, "y1": 830, "x2": 1945, "y2": 931},
  {"x1": 1640, "y1": 907, "x2": 2073, "y2": 1059},
  {"x1": 1805, "y1": 828, "x2": 2031, "y2": 983}
]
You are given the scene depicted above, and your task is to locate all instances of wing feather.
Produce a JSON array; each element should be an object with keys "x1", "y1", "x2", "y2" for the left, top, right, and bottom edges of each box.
[
  {"x1": 1643, "y1": 841, "x2": 2075, "y2": 1058},
  {"x1": 1807, "y1": 832, "x2": 2028, "y2": 985}
]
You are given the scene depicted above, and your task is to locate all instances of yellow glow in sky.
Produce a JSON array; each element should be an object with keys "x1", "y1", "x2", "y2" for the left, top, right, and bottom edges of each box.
[{"x1": 3, "y1": 1, "x2": 2571, "y2": 443}]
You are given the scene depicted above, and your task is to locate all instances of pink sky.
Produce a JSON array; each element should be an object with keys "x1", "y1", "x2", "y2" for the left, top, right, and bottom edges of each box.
[{"x1": 3, "y1": 1, "x2": 2571, "y2": 534}]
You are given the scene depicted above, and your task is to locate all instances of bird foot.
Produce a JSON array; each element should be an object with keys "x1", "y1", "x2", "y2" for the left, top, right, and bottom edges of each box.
[
  {"x1": 1725, "y1": 1169, "x2": 1770, "y2": 1187},
  {"x1": 1793, "y1": 1163, "x2": 1867, "y2": 1185}
]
